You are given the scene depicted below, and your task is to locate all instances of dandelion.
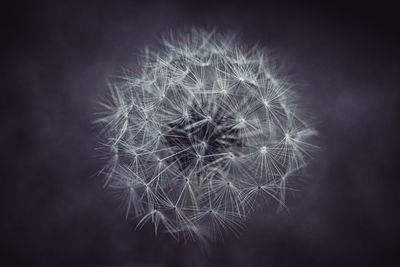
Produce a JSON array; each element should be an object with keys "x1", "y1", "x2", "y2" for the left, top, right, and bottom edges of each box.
[{"x1": 95, "y1": 29, "x2": 317, "y2": 242}]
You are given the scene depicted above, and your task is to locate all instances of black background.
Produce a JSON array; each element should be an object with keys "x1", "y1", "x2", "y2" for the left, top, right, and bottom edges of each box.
[{"x1": 3, "y1": 0, "x2": 400, "y2": 266}]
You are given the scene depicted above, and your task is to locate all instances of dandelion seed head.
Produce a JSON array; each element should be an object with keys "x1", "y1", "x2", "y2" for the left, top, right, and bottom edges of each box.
[{"x1": 96, "y1": 28, "x2": 317, "y2": 242}]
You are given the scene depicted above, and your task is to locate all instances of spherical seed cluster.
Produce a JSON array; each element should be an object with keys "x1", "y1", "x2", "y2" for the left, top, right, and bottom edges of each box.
[{"x1": 96, "y1": 29, "x2": 316, "y2": 242}]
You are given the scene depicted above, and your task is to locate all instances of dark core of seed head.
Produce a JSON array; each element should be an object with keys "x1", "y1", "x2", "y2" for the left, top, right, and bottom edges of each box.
[{"x1": 163, "y1": 103, "x2": 243, "y2": 171}]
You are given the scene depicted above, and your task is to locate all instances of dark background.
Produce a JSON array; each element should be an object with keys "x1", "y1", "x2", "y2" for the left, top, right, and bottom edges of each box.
[{"x1": 3, "y1": 0, "x2": 400, "y2": 266}]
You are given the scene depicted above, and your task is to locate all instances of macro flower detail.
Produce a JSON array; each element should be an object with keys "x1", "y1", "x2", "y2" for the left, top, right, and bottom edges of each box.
[{"x1": 96, "y1": 29, "x2": 316, "y2": 242}]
